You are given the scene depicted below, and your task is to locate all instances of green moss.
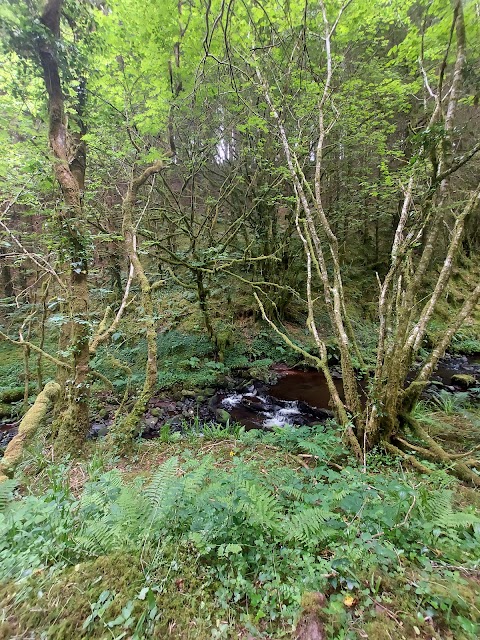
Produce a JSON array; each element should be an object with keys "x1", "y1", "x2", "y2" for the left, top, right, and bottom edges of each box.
[
  {"x1": 0, "y1": 553, "x2": 142, "y2": 640},
  {"x1": 0, "y1": 387, "x2": 25, "y2": 404},
  {"x1": 362, "y1": 618, "x2": 405, "y2": 639},
  {"x1": 0, "y1": 549, "x2": 219, "y2": 640},
  {"x1": 299, "y1": 591, "x2": 325, "y2": 613},
  {"x1": 451, "y1": 374, "x2": 476, "y2": 388},
  {"x1": 0, "y1": 404, "x2": 11, "y2": 419}
]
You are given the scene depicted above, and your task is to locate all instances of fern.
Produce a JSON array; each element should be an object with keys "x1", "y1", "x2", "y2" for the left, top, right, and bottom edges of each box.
[
  {"x1": 77, "y1": 519, "x2": 116, "y2": 555},
  {"x1": 239, "y1": 480, "x2": 283, "y2": 531},
  {"x1": 418, "y1": 488, "x2": 480, "y2": 533},
  {"x1": 116, "y1": 484, "x2": 149, "y2": 526},
  {"x1": 145, "y1": 456, "x2": 181, "y2": 526},
  {"x1": 145, "y1": 457, "x2": 179, "y2": 507},
  {"x1": 0, "y1": 479, "x2": 16, "y2": 512},
  {"x1": 284, "y1": 506, "x2": 333, "y2": 543},
  {"x1": 181, "y1": 460, "x2": 210, "y2": 501}
]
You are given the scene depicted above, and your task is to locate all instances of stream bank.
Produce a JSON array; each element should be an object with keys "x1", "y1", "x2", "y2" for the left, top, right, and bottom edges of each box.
[
  {"x1": 137, "y1": 353, "x2": 480, "y2": 436},
  {"x1": 0, "y1": 354, "x2": 478, "y2": 447}
]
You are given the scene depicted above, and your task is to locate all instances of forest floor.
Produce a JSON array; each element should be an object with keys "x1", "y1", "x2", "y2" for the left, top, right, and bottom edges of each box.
[
  {"x1": 0, "y1": 409, "x2": 480, "y2": 640},
  {"x1": 1, "y1": 273, "x2": 480, "y2": 639}
]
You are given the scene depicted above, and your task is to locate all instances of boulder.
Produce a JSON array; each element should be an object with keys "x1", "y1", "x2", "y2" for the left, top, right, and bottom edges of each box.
[
  {"x1": 451, "y1": 374, "x2": 476, "y2": 389},
  {"x1": 215, "y1": 408, "x2": 231, "y2": 424}
]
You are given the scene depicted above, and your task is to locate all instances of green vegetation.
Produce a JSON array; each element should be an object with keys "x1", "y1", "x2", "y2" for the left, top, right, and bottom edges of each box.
[
  {"x1": 0, "y1": 0, "x2": 479, "y2": 636},
  {"x1": 1, "y1": 425, "x2": 480, "y2": 639}
]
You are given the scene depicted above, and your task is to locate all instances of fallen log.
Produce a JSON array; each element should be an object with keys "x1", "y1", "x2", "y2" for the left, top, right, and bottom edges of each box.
[{"x1": 0, "y1": 381, "x2": 61, "y2": 482}]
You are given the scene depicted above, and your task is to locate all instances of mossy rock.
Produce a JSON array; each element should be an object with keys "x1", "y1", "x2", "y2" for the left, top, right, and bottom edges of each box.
[
  {"x1": 0, "y1": 404, "x2": 11, "y2": 419},
  {"x1": 215, "y1": 408, "x2": 231, "y2": 424},
  {"x1": 0, "y1": 387, "x2": 24, "y2": 404},
  {"x1": 451, "y1": 374, "x2": 476, "y2": 389}
]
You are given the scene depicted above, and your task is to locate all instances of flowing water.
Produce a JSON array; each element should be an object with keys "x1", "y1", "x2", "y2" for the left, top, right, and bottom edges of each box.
[
  {"x1": 0, "y1": 355, "x2": 478, "y2": 445},
  {"x1": 217, "y1": 355, "x2": 480, "y2": 430},
  {"x1": 217, "y1": 382, "x2": 333, "y2": 430}
]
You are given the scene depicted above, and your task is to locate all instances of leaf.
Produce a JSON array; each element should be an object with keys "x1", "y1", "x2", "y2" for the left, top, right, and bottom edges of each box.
[
  {"x1": 343, "y1": 595, "x2": 355, "y2": 607},
  {"x1": 137, "y1": 587, "x2": 150, "y2": 600}
]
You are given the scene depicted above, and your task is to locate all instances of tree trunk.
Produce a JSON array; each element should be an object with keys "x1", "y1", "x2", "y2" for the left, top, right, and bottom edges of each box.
[
  {"x1": 109, "y1": 161, "x2": 166, "y2": 448},
  {"x1": 37, "y1": 0, "x2": 90, "y2": 451}
]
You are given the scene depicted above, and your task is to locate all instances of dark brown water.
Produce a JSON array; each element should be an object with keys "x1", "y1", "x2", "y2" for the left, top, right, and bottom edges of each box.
[{"x1": 269, "y1": 370, "x2": 343, "y2": 409}]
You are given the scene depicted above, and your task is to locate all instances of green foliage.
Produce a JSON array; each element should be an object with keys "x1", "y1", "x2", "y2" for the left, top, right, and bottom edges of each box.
[
  {"x1": 251, "y1": 329, "x2": 299, "y2": 364},
  {"x1": 1, "y1": 426, "x2": 480, "y2": 637},
  {"x1": 450, "y1": 331, "x2": 480, "y2": 355},
  {"x1": 0, "y1": 479, "x2": 16, "y2": 511},
  {"x1": 430, "y1": 390, "x2": 471, "y2": 415}
]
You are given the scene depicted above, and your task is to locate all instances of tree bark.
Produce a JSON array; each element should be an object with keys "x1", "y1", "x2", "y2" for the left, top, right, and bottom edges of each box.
[{"x1": 37, "y1": 0, "x2": 90, "y2": 451}]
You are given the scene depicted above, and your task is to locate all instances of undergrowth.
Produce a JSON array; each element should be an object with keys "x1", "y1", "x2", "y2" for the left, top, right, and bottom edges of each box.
[{"x1": 1, "y1": 425, "x2": 479, "y2": 639}]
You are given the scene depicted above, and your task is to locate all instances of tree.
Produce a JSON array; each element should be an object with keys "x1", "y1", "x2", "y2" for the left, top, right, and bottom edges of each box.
[
  {"x1": 0, "y1": 0, "x2": 95, "y2": 451},
  {"x1": 212, "y1": 0, "x2": 480, "y2": 482}
]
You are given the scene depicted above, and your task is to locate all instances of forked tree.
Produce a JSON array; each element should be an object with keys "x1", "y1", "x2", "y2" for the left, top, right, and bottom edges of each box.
[
  {"x1": 34, "y1": 0, "x2": 91, "y2": 450},
  {"x1": 229, "y1": 0, "x2": 480, "y2": 483}
]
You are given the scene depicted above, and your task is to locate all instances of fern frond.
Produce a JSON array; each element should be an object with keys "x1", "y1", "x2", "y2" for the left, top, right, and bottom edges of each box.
[
  {"x1": 116, "y1": 485, "x2": 148, "y2": 525},
  {"x1": 182, "y1": 461, "x2": 210, "y2": 501},
  {"x1": 239, "y1": 480, "x2": 282, "y2": 530},
  {"x1": 76, "y1": 519, "x2": 117, "y2": 555},
  {"x1": 0, "y1": 479, "x2": 16, "y2": 511},
  {"x1": 284, "y1": 506, "x2": 333, "y2": 543},
  {"x1": 419, "y1": 488, "x2": 480, "y2": 531},
  {"x1": 145, "y1": 457, "x2": 179, "y2": 507}
]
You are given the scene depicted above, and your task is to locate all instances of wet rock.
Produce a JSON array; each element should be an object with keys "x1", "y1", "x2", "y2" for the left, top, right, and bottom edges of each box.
[
  {"x1": 243, "y1": 395, "x2": 266, "y2": 411},
  {"x1": 208, "y1": 394, "x2": 220, "y2": 411},
  {"x1": 144, "y1": 416, "x2": 159, "y2": 430},
  {"x1": 156, "y1": 400, "x2": 177, "y2": 411},
  {"x1": 90, "y1": 422, "x2": 108, "y2": 438},
  {"x1": 166, "y1": 414, "x2": 184, "y2": 428}
]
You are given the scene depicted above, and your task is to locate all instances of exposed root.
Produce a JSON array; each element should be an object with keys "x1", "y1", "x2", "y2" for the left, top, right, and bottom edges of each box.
[
  {"x1": 383, "y1": 442, "x2": 434, "y2": 475},
  {"x1": 399, "y1": 415, "x2": 480, "y2": 486},
  {"x1": 345, "y1": 424, "x2": 363, "y2": 461},
  {"x1": 293, "y1": 592, "x2": 326, "y2": 640},
  {"x1": 393, "y1": 436, "x2": 439, "y2": 462}
]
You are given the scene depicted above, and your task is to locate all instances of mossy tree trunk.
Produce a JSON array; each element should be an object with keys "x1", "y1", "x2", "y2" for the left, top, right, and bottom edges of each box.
[
  {"x1": 37, "y1": 0, "x2": 90, "y2": 453},
  {"x1": 0, "y1": 381, "x2": 61, "y2": 482},
  {"x1": 109, "y1": 161, "x2": 167, "y2": 448}
]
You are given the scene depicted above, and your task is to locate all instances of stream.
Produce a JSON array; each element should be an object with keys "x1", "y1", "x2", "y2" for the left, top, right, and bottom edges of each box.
[
  {"x1": 0, "y1": 355, "x2": 479, "y2": 447},
  {"x1": 213, "y1": 354, "x2": 480, "y2": 431}
]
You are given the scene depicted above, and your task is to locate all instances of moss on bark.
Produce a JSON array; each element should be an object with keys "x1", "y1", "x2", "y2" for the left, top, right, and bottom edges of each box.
[{"x1": 0, "y1": 381, "x2": 60, "y2": 481}]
